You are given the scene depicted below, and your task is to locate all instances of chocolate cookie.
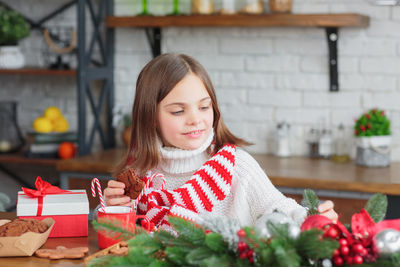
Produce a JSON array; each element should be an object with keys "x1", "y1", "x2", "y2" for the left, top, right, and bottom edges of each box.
[
  {"x1": 116, "y1": 168, "x2": 145, "y2": 199},
  {"x1": 0, "y1": 218, "x2": 48, "y2": 237}
]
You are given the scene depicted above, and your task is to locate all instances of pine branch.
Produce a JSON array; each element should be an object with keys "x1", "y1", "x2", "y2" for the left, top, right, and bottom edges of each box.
[
  {"x1": 295, "y1": 229, "x2": 338, "y2": 260},
  {"x1": 365, "y1": 193, "x2": 387, "y2": 223},
  {"x1": 301, "y1": 189, "x2": 320, "y2": 215},
  {"x1": 204, "y1": 232, "x2": 228, "y2": 253},
  {"x1": 92, "y1": 220, "x2": 136, "y2": 241},
  {"x1": 168, "y1": 216, "x2": 205, "y2": 245}
]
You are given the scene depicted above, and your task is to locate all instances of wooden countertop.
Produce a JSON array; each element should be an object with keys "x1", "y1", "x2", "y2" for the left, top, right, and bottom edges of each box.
[
  {"x1": 57, "y1": 148, "x2": 400, "y2": 195},
  {"x1": 0, "y1": 212, "x2": 98, "y2": 266}
]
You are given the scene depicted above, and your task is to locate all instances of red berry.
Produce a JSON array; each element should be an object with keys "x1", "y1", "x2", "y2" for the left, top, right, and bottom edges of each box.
[
  {"x1": 237, "y1": 229, "x2": 246, "y2": 238},
  {"x1": 339, "y1": 238, "x2": 348, "y2": 247},
  {"x1": 239, "y1": 252, "x2": 247, "y2": 259},
  {"x1": 352, "y1": 243, "x2": 364, "y2": 254},
  {"x1": 237, "y1": 242, "x2": 248, "y2": 252},
  {"x1": 354, "y1": 130, "x2": 359, "y2": 135},
  {"x1": 367, "y1": 123, "x2": 372, "y2": 129},
  {"x1": 333, "y1": 256, "x2": 344, "y2": 266},
  {"x1": 353, "y1": 255, "x2": 363, "y2": 265},
  {"x1": 333, "y1": 249, "x2": 340, "y2": 257},
  {"x1": 247, "y1": 249, "x2": 254, "y2": 258},
  {"x1": 345, "y1": 256, "x2": 353, "y2": 265},
  {"x1": 205, "y1": 229, "x2": 211, "y2": 234},
  {"x1": 381, "y1": 111, "x2": 385, "y2": 116},
  {"x1": 340, "y1": 245, "x2": 350, "y2": 256},
  {"x1": 326, "y1": 227, "x2": 339, "y2": 239},
  {"x1": 372, "y1": 109, "x2": 376, "y2": 114},
  {"x1": 361, "y1": 248, "x2": 368, "y2": 256},
  {"x1": 365, "y1": 113, "x2": 371, "y2": 119},
  {"x1": 248, "y1": 257, "x2": 254, "y2": 263}
]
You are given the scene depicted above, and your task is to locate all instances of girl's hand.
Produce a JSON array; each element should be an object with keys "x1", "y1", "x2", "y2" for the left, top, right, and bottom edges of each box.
[
  {"x1": 104, "y1": 180, "x2": 132, "y2": 206},
  {"x1": 317, "y1": 200, "x2": 338, "y2": 222}
]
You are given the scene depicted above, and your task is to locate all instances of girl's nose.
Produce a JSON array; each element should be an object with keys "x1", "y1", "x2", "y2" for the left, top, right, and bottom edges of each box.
[{"x1": 187, "y1": 109, "x2": 201, "y2": 125}]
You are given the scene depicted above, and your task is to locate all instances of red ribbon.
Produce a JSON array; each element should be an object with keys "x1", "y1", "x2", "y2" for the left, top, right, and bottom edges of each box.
[{"x1": 21, "y1": 176, "x2": 71, "y2": 216}]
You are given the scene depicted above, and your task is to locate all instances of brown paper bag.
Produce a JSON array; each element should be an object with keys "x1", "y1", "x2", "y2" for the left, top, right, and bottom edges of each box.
[{"x1": 0, "y1": 218, "x2": 54, "y2": 257}]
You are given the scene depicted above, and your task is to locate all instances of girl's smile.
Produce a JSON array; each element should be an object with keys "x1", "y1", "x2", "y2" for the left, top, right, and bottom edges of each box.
[{"x1": 157, "y1": 73, "x2": 214, "y2": 150}]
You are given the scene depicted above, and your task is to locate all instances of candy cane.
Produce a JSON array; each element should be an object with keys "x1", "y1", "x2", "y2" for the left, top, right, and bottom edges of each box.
[
  {"x1": 133, "y1": 173, "x2": 165, "y2": 210},
  {"x1": 91, "y1": 178, "x2": 105, "y2": 212}
]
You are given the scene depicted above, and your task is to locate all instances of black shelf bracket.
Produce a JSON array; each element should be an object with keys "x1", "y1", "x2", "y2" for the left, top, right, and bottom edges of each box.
[
  {"x1": 326, "y1": 27, "x2": 339, "y2": 92},
  {"x1": 77, "y1": 0, "x2": 115, "y2": 155},
  {"x1": 145, "y1": 28, "x2": 162, "y2": 58}
]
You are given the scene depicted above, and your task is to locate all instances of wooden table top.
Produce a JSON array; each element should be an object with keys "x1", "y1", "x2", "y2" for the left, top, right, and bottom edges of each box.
[
  {"x1": 0, "y1": 212, "x2": 98, "y2": 266},
  {"x1": 0, "y1": 153, "x2": 59, "y2": 166},
  {"x1": 56, "y1": 148, "x2": 400, "y2": 195}
]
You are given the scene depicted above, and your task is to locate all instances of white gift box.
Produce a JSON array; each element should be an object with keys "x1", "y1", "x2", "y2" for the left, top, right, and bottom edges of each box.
[{"x1": 17, "y1": 189, "x2": 89, "y2": 237}]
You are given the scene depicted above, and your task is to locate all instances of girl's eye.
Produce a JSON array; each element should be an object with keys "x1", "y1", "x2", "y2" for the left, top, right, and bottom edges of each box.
[
  {"x1": 171, "y1": 110, "x2": 183, "y2": 115},
  {"x1": 200, "y1": 105, "x2": 210, "y2": 111}
]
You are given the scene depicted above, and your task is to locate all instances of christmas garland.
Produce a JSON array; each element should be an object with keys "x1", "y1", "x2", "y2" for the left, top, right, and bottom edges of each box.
[{"x1": 89, "y1": 190, "x2": 400, "y2": 267}]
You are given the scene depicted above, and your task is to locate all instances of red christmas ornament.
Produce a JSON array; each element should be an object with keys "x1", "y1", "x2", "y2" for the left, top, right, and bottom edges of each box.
[{"x1": 239, "y1": 252, "x2": 247, "y2": 259}]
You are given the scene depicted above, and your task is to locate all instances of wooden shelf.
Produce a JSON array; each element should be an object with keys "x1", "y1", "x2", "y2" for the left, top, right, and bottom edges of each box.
[
  {"x1": 107, "y1": 13, "x2": 369, "y2": 28},
  {"x1": 0, "y1": 68, "x2": 76, "y2": 76}
]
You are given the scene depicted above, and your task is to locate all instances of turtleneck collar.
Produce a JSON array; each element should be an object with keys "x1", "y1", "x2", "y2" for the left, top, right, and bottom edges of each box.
[{"x1": 158, "y1": 129, "x2": 214, "y2": 174}]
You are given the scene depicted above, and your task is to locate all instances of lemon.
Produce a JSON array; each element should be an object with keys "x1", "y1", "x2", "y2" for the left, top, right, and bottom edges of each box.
[
  {"x1": 53, "y1": 116, "x2": 69, "y2": 132},
  {"x1": 33, "y1": 117, "x2": 53, "y2": 133},
  {"x1": 44, "y1": 106, "x2": 62, "y2": 122}
]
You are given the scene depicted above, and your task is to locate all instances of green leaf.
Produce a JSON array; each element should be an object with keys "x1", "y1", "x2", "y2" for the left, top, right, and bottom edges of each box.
[
  {"x1": 365, "y1": 193, "x2": 387, "y2": 223},
  {"x1": 185, "y1": 247, "x2": 213, "y2": 265},
  {"x1": 301, "y1": 189, "x2": 320, "y2": 215},
  {"x1": 204, "y1": 232, "x2": 227, "y2": 253}
]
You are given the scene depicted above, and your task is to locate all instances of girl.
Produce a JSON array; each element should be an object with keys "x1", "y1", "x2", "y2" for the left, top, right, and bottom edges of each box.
[{"x1": 105, "y1": 53, "x2": 337, "y2": 229}]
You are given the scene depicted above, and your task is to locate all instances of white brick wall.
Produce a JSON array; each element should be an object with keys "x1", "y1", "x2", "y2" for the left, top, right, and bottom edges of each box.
[{"x1": 2, "y1": 0, "x2": 400, "y2": 160}]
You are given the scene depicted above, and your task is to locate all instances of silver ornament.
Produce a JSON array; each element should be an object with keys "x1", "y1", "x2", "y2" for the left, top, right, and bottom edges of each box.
[
  {"x1": 322, "y1": 259, "x2": 332, "y2": 267},
  {"x1": 374, "y1": 229, "x2": 400, "y2": 255}
]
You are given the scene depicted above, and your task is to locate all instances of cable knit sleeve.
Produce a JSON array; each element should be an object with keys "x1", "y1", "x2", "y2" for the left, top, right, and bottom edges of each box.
[{"x1": 234, "y1": 149, "x2": 307, "y2": 226}]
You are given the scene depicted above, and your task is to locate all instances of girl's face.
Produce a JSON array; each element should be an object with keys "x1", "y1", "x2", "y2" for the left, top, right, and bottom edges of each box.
[{"x1": 157, "y1": 73, "x2": 214, "y2": 150}]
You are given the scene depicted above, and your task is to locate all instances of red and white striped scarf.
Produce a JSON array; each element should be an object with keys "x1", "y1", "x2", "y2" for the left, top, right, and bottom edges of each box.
[{"x1": 137, "y1": 144, "x2": 236, "y2": 231}]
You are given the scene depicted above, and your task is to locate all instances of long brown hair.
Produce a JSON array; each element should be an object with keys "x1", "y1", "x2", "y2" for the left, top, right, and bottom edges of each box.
[{"x1": 115, "y1": 53, "x2": 250, "y2": 176}]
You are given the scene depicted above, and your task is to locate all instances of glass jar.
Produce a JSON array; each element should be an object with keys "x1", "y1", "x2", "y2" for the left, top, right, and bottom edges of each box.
[
  {"x1": 318, "y1": 129, "x2": 333, "y2": 159},
  {"x1": 214, "y1": 0, "x2": 236, "y2": 14},
  {"x1": 332, "y1": 124, "x2": 350, "y2": 163},
  {"x1": 274, "y1": 122, "x2": 291, "y2": 157},
  {"x1": 238, "y1": 0, "x2": 263, "y2": 14},
  {"x1": 192, "y1": 0, "x2": 214, "y2": 14},
  {"x1": 269, "y1": 0, "x2": 293, "y2": 13},
  {"x1": 0, "y1": 101, "x2": 24, "y2": 153},
  {"x1": 307, "y1": 128, "x2": 320, "y2": 158}
]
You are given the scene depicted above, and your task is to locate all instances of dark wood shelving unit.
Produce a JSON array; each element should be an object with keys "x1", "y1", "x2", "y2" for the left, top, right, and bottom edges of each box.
[
  {"x1": 0, "y1": 68, "x2": 76, "y2": 76},
  {"x1": 107, "y1": 13, "x2": 369, "y2": 28}
]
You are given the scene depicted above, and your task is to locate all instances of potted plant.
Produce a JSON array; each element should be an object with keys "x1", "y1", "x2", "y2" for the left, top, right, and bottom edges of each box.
[
  {"x1": 354, "y1": 108, "x2": 391, "y2": 167},
  {"x1": 0, "y1": 6, "x2": 30, "y2": 69}
]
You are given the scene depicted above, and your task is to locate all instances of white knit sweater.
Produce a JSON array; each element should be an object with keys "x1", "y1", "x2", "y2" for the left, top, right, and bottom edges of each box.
[{"x1": 151, "y1": 132, "x2": 307, "y2": 227}]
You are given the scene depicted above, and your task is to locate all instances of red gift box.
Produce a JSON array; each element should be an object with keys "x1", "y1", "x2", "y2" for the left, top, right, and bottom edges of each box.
[{"x1": 16, "y1": 177, "x2": 89, "y2": 238}]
